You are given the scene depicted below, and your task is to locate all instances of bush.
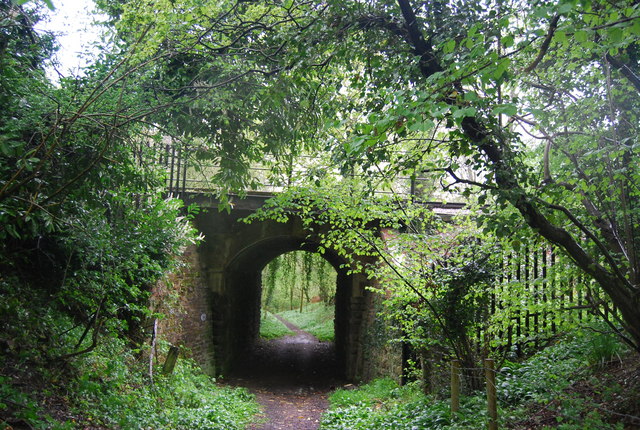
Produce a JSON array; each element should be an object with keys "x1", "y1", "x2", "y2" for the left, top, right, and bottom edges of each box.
[{"x1": 321, "y1": 329, "x2": 630, "y2": 430}]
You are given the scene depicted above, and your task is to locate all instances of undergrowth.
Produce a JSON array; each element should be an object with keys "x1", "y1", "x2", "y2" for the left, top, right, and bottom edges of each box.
[
  {"x1": 1, "y1": 336, "x2": 259, "y2": 429},
  {"x1": 321, "y1": 328, "x2": 634, "y2": 429},
  {"x1": 278, "y1": 302, "x2": 334, "y2": 342}
]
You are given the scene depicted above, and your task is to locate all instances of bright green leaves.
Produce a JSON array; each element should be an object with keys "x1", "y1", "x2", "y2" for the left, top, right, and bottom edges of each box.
[
  {"x1": 554, "y1": 30, "x2": 568, "y2": 47},
  {"x1": 408, "y1": 119, "x2": 435, "y2": 133},
  {"x1": 574, "y1": 29, "x2": 589, "y2": 43},
  {"x1": 452, "y1": 106, "x2": 477, "y2": 119},
  {"x1": 501, "y1": 34, "x2": 515, "y2": 48},
  {"x1": 548, "y1": 1, "x2": 640, "y2": 58},
  {"x1": 491, "y1": 104, "x2": 517, "y2": 117},
  {"x1": 631, "y1": 15, "x2": 640, "y2": 36},
  {"x1": 607, "y1": 26, "x2": 624, "y2": 44},
  {"x1": 442, "y1": 39, "x2": 456, "y2": 54},
  {"x1": 556, "y1": 1, "x2": 575, "y2": 15}
]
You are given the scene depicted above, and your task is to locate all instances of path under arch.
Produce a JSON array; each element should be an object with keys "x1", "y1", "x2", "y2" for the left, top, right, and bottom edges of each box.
[{"x1": 222, "y1": 315, "x2": 345, "y2": 430}]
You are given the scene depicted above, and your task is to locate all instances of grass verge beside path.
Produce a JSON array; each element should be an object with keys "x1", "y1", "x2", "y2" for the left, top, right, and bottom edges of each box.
[
  {"x1": 260, "y1": 310, "x2": 295, "y2": 339},
  {"x1": 320, "y1": 329, "x2": 638, "y2": 429},
  {"x1": 0, "y1": 336, "x2": 259, "y2": 429},
  {"x1": 278, "y1": 302, "x2": 334, "y2": 342}
]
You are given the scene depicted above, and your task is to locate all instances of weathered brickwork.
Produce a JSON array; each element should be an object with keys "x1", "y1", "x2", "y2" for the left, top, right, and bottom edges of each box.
[
  {"x1": 151, "y1": 244, "x2": 216, "y2": 375},
  {"x1": 358, "y1": 284, "x2": 403, "y2": 382}
]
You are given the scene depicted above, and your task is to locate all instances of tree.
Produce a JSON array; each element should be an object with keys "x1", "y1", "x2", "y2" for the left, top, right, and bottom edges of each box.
[
  {"x1": 101, "y1": 0, "x2": 640, "y2": 351},
  {"x1": 330, "y1": 0, "x2": 640, "y2": 349},
  {"x1": 0, "y1": 0, "x2": 199, "y2": 360},
  {"x1": 261, "y1": 251, "x2": 336, "y2": 313}
]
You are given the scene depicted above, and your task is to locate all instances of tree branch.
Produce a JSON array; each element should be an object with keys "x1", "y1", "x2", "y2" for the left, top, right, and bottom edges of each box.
[
  {"x1": 391, "y1": 0, "x2": 640, "y2": 348},
  {"x1": 396, "y1": 0, "x2": 442, "y2": 77},
  {"x1": 605, "y1": 54, "x2": 640, "y2": 95},
  {"x1": 523, "y1": 15, "x2": 561, "y2": 73}
]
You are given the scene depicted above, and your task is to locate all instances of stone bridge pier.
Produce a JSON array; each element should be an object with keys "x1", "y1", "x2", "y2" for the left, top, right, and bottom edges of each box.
[{"x1": 161, "y1": 192, "x2": 399, "y2": 381}]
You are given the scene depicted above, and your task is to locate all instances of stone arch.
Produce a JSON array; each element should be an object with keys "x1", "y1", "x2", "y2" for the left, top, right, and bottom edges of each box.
[{"x1": 176, "y1": 193, "x2": 387, "y2": 381}]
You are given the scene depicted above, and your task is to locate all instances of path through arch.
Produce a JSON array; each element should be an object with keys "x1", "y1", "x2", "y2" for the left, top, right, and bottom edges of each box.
[{"x1": 223, "y1": 314, "x2": 344, "y2": 430}]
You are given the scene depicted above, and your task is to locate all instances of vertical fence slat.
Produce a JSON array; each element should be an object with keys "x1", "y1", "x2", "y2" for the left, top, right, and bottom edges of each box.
[
  {"x1": 524, "y1": 248, "x2": 530, "y2": 336},
  {"x1": 550, "y1": 249, "x2": 557, "y2": 333},
  {"x1": 533, "y1": 249, "x2": 539, "y2": 347},
  {"x1": 451, "y1": 360, "x2": 460, "y2": 415},
  {"x1": 168, "y1": 144, "x2": 176, "y2": 194},
  {"x1": 515, "y1": 252, "x2": 522, "y2": 343}
]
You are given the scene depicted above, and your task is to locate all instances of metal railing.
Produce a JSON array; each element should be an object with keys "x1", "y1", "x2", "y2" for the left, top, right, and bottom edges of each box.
[{"x1": 158, "y1": 144, "x2": 458, "y2": 203}]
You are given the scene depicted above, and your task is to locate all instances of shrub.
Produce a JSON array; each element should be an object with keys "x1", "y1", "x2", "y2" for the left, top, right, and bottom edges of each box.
[{"x1": 68, "y1": 337, "x2": 259, "y2": 429}]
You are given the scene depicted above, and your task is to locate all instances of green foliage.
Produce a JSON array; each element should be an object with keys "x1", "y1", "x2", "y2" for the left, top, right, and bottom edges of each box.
[
  {"x1": 4, "y1": 0, "x2": 640, "y2": 425},
  {"x1": 259, "y1": 311, "x2": 294, "y2": 339},
  {"x1": 328, "y1": 378, "x2": 403, "y2": 409},
  {"x1": 322, "y1": 330, "x2": 630, "y2": 430},
  {"x1": 379, "y1": 225, "x2": 498, "y2": 378},
  {"x1": 1, "y1": 332, "x2": 258, "y2": 429},
  {"x1": 261, "y1": 251, "x2": 336, "y2": 313},
  {"x1": 93, "y1": 0, "x2": 640, "y2": 350},
  {"x1": 498, "y1": 329, "x2": 628, "y2": 429},
  {"x1": 322, "y1": 379, "x2": 486, "y2": 430},
  {"x1": 0, "y1": 376, "x2": 72, "y2": 429},
  {"x1": 11, "y1": 0, "x2": 55, "y2": 10},
  {"x1": 70, "y1": 338, "x2": 258, "y2": 429},
  {"x1": 278, "y1": 302, "x2": 335, "y2": 342},
  {"x1": 252, "y1": 182, "x2": 611, "y2": 391},
  {"x1": 0, "y1": 0, "x2": 201, "y2": 365},
  {"x1": 498, "y1": 341, "x2": 588, "y2": 406},
  {"x1": 584, "y1": 325, "x2": 628, "y2": 368}
]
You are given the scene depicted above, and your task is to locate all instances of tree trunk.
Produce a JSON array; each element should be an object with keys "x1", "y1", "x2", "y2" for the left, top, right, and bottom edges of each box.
[{"x1": 394, "y1": 0, "x2": 640, "y2": 351}]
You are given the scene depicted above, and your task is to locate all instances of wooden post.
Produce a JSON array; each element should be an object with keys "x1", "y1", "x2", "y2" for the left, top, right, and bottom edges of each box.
[
  {"x1": 484, "y1": 358, "x2": 498, "y2": 430},
  {"x1": 162, "y1": 346, "x2": 180, "y2": 375},
  {"x1": 149, "y1": 318, "x2": 157, "y2": 384},
  {"x1": 451, "y1": 359, "x2": 461, "y2": 414}
]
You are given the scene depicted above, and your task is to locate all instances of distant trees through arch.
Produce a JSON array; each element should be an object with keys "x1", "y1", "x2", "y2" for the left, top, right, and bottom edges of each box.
[{"x1": 261, "y1": 251, "x2": 337, "y2": 314}]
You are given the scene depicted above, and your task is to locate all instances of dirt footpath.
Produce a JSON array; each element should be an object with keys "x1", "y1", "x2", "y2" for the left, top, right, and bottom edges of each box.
[{"x1": 222, "y1": 316, "x2": 344, "y2": 430}]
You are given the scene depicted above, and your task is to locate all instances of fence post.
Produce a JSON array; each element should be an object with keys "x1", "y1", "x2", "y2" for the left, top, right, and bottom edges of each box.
[
  {"x1": 484, "y1": 358, "x2": 498, "y2": 430},
  {"x1": 451, "y1": 359, "x2": 461, "y2": 415},
  {"x1": 162, "y1": 346, "x2": 180, "y2": 375}
]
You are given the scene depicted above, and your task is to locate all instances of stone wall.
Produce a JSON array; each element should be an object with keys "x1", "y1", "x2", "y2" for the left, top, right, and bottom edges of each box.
[
  {"x1": 357, "y1": 284, "x2": 403, "y2": 382},
  {"x1": 150, "y1": 244, "x2": 216, "y2": 375}
]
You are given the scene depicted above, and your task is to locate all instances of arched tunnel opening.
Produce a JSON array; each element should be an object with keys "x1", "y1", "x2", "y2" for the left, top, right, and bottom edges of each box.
[{"x1": 218, "y1": 236, "x2": 352, "y2": 386}]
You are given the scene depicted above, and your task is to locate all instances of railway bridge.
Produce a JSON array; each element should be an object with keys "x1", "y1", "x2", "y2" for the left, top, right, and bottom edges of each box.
[{"x1": 158, "y1": 191, "x2": 393, "y2": 380}]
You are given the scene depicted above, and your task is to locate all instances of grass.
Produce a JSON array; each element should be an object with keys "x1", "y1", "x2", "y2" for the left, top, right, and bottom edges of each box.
[
  {"x1": 320, "y1": 328, "x2": 636, "y2": 430},
  {"x1": 278, "y1": 302, "x2": 335, "y2": 342},
  {"x1": 329, "y1": 378, "x2": 407, "y2": 408},
  {"x1": 259, "y1": 310, "x2": 294, "y2": 339}
]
